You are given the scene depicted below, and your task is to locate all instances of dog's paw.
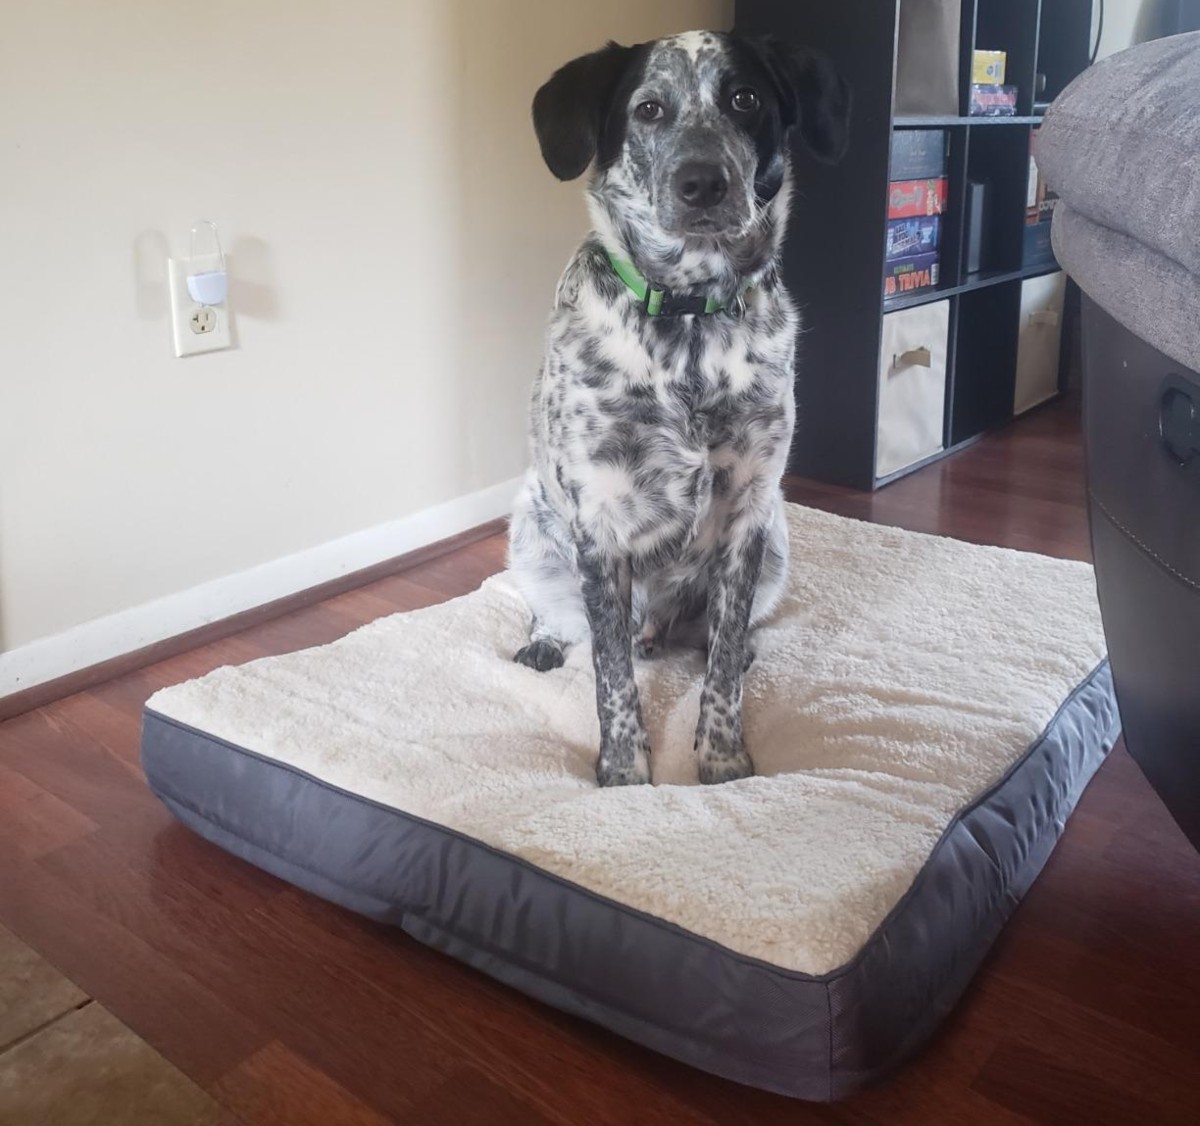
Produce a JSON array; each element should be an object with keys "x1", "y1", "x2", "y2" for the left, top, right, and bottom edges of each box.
[
  {"x1": 697, "y1": 743, "x2": 755, "y2": 785},
  {"x1": 596, "y1": 759, "x2": 652, "y2": 787},
  {"x1": 514, "y1": 640, "x2": 565, "y2": 672},
  {"x1": 595, "y1": 739, "x2": 651, "y2": 787}
]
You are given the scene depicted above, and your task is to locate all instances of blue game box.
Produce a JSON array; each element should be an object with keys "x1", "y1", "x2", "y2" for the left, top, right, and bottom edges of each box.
[{"x1": 885, "y1": 216, "x2": 941, "y2": 261}]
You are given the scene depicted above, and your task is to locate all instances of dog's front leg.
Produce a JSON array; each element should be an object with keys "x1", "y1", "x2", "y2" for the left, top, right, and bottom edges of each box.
[
  {"x1": 578, "y1": 548, "x2": 651, "y2": 787},
  {"x1": 695, "y1": 524, "x2": 766, "y2": 784}
]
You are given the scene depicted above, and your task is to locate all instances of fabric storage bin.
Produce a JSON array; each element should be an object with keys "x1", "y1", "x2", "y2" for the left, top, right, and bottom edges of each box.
[
  {"x1": 1013, "y1": 271, "x2": 1066, "y2": 414},
  {"x1": 894, "y1": 0, "x2": 962, "y2": 116},
  {"x1": 876, "y1": 300, "x2": 950, "y2": 479}
]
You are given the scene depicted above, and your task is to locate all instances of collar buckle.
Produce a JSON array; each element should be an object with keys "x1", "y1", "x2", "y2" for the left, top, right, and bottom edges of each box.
[{"x1": 646, "y1": 288, "x2": 714, "y2": 317}]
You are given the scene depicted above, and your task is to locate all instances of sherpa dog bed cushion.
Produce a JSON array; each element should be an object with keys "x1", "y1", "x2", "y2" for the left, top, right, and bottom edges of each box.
[{"x1": 141, "y1": 504, "x2": 1119, "y2": 1101}]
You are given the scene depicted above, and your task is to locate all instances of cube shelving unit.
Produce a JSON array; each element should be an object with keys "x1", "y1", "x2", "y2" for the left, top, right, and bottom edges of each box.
[{"x1": 736, "y1": 0, "x2": 1094, "y2": 489}]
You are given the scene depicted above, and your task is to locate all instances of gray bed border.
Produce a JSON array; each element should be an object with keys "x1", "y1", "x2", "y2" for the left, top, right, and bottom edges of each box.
[{"x1": 141, "y1": 660, "x2": 1118, "y2": 1101}]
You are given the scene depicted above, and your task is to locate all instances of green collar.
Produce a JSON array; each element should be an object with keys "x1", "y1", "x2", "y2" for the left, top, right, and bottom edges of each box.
[{"x1": 607, "y1": 250, "x2": 750, "y2": 317}]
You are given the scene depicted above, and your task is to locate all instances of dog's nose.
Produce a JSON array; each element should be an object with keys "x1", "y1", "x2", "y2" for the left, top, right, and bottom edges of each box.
[{"x1": 674, "y1": 162, "x2": 728, "y2": 209}]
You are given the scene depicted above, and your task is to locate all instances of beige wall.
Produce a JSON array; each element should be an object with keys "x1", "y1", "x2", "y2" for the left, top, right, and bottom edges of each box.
[{"x1": 0, "y1": 0, "x2": 731, "y2": 654}]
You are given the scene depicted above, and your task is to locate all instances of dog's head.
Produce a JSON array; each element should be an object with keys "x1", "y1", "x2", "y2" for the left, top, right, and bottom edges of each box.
[{"x1": 533, "y1": 31, "x2": 849, "y2": 253}]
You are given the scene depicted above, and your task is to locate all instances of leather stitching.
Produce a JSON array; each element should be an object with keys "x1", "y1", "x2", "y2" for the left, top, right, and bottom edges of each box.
[{"x1": 1092, "y1": 492, "x2": 1200, "y2": 594}]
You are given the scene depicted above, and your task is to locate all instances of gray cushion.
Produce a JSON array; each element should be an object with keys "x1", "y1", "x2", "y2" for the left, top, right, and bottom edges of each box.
[
  {"x1": 1052, "y1": 202, "x2": 1200, "y2": 373},
  {"x1": 1038, "y1": 32, "x2": 1200, "y2": 278}
]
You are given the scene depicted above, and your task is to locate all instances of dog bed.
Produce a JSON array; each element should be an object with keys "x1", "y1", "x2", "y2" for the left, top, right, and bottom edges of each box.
[{"x1": 141, "y1": 504, "x2": 1119, "y2": 1101}]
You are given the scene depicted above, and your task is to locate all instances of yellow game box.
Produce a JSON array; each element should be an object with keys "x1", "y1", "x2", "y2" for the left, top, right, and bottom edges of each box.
[{"x1": 972, "y1": 50, "x2": 1007, "y2": 85}]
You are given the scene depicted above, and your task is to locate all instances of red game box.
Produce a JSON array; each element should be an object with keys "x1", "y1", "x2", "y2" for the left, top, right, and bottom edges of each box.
[
  {"x1": 969, "y1": 84, "x2": 1017, "y2": 116},
  {"x1": 888, "y1": 178, "x2": 949, "y2": 219}
]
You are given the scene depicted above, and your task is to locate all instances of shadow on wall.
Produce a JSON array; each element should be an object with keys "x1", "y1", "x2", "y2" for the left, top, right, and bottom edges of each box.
[
  {"x1": 132, "y1": 231, "x2": 169, "y2": 320},
  {"x1": 229, "y1": 237, "x2": 280, "y2": 322}
]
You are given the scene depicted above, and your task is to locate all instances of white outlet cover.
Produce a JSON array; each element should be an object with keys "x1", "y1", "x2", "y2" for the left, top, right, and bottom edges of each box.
[{"x1": 168, "y1": 256, "x2": 232, "y2": 357}]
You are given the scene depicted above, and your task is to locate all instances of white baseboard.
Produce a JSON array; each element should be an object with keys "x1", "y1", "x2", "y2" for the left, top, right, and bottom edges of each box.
[{"x1": 0, "y1": 476, "x2": 522, "y2": 699}]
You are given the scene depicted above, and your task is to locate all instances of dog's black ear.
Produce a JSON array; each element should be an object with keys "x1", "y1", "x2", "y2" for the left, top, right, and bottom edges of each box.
[
  {"x1": 532, "y1": 42, "x2": 637, "y2": 181},
  {"x1": 750, "y1": 36, "x2": 851, "y2": 165}
]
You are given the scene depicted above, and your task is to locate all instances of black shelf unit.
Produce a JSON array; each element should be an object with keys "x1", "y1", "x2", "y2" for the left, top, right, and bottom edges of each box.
[{"x1": 736, "y1": 0, "x2": 1093, "y2": 490}]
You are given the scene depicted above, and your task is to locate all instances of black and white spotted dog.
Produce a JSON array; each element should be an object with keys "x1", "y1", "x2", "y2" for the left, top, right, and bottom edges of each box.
[{"x1": 509, "y1": 31, "x2": 849, "y2": 787}]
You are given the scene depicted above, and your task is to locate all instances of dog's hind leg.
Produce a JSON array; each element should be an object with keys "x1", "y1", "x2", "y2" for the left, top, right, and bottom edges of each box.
[
  {"x1": 633, "y1": 574, "x2": 704, "y2": 660},
  {"x1": 508, "y1": 475, "x2": 588, "y2": 672},
  {"x1": 515, "y1": 620, "x2": 569, "y2": 671},
  {"x1": 749, "y1": 495, "x2": 789, "y2": 627},
  {"x1": 513, "y1": 573, "x2": 586, "y2": 672},
  {"x1": 737, "y1": 497, "x2": 790, "y2": 671}
]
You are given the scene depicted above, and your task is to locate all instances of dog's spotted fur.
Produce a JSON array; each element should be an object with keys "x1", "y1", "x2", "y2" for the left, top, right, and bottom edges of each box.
[{"x1": 510, "y1": 31, "x2": 849, "y2": 786}]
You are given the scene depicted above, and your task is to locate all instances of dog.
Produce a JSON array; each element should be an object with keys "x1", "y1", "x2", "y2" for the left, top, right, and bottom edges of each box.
[{"x1": 508, "y1": 30, "x2": 849, "y2": 787}]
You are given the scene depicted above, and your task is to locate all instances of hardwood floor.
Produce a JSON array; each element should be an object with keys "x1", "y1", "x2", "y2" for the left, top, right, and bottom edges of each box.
[{"x1": 1, "y1": 396, "x2": 1197, "y2": 1124}]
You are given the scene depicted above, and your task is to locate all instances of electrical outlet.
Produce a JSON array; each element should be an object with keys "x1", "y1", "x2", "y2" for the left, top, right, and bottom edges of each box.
[
  {"x1": 168, "y1": 257, "x2": 232, "y2": 357},
  {"x1": 190, "y1": 307, "x2": 216, "y2": 334}
]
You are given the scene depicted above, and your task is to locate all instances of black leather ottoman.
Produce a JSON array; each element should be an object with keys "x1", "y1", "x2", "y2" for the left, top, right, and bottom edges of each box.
[{"x1": 1039, "y1": 33, "x2": 1200, "y2": 849}]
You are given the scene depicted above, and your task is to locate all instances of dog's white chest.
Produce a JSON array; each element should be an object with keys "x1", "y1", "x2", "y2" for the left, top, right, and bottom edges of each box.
[{"x1": 553, "y1": 310, "x2": 783, "y2": 557}]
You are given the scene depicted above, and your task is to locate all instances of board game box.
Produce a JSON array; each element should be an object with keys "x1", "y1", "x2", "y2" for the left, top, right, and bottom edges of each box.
[
  {"x1": 884, "y1": 252, "x2": 941, "y2": 300},
  {"x1": 888, "y1": 178, "x2": 949, "y2": 219},
  {"x1": 969, "y1": 84, "x2": 1018, "y2": 116},
  {"x1": 890, "y1": 130, "x2": 948, "y2": 180},
  {"x1": 972, "y1": 50, "x2": 1007, "y2": 84},
  {"x1": 886, "y1": 217, "x2": 941, "y2": 261},
  {"x1": 1022, "y1": 223, "x2": 1054, "y2": 267}
]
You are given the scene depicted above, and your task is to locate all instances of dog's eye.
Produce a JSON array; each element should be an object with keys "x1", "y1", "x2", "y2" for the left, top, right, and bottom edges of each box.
[
  {"x1": 634, "y1": 100, "x2": 664, "y2": 123},
  {"x1": 731, "y1": 87, "x2": 760, "y2": 113}
]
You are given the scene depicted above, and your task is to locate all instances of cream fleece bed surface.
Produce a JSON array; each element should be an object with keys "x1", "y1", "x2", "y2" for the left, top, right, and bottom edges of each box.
[{"x1": 142, "y1": 504, "x2": 1120, "y2": 1099}]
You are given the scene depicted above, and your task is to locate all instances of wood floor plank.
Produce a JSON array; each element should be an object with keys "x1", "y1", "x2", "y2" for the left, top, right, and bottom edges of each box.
[
  {"x1": 404, "y1": 1066, "x2": 560, "y2": 1126},
  {"x1": 965, "y1": 974, "x2": 1200, "y2": 1125},
  {"x1": 972, "y1": 1039, "x2": 1150, "y2": 1126},
  {"x1": 212, "y1": 1041, "x2": 391, "y2": 1126},
  {"x1": 0, "y1": 761, "x2": 98, "y2": 862},
  {"x1": 991, "y1": 921, "x2": 1200, "y2": 1056},
  {"x1": 0, "y1": 709, "x2": 154, "y2": 828},
  {"x1": 346, "y1": 573, "x2": 461, "y2": 614},
  {"x1": 91, "y1": 806, "x2": 290, "y2": 916}
]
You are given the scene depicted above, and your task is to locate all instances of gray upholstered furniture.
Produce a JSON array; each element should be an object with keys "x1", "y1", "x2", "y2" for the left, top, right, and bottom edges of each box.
[{"x1": 1039, "y1": 32, "x2": 1200, "y2": 850}]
